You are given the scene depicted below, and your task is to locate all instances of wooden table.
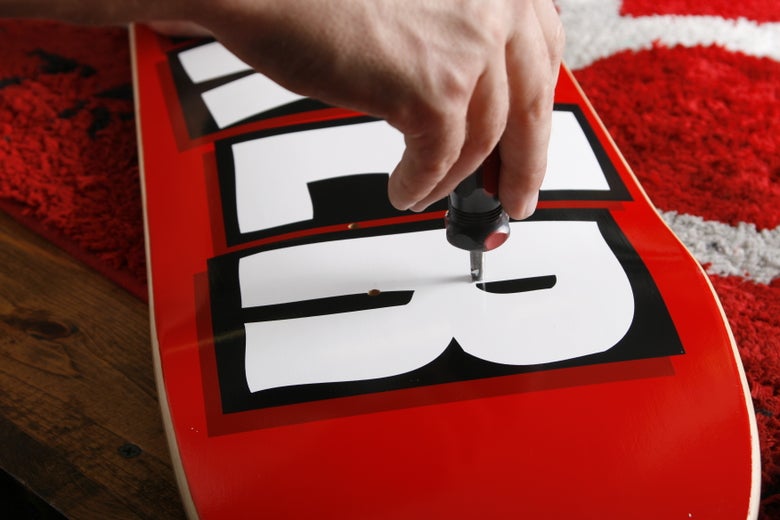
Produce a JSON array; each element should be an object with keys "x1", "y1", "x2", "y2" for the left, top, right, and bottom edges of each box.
[{"x1": 0, "y1": 210, "x2": 185, "y2": 519}]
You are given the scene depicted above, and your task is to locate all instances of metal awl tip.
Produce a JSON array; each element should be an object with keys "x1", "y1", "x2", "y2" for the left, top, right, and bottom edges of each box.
[{"x1": 469, "y1": 250, "x2": 483, "y2": 282}]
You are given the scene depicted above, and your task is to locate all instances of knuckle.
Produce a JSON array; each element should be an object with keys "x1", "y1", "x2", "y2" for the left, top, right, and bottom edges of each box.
[
  {"x1": 401, "y1": 130, "x2": 463, "y2": 184},
  {"x1": 459, "y1": 0, "x2": 504, "y2": 37},
  {"x1": 468, "y1": 128, "x2": 500, "y2": 159},
  {"x1": 419, "y1": 143, "x2": 461, "y2": 177},
  {"x1": 394, "y1": 169, "x2": 429, "y2": 197},
  {"x1": 473, "y1": 5, "x2": 507, "y2": 46},
  {"x1": 395, "y1": 105, "x2": 448, "y2": 145},
  {"x1": 437, "y1": 68, "x2": 475, "y2": 105},
  {"x1": 519, "y1": 80, "x2": 555, "y2": 123}
]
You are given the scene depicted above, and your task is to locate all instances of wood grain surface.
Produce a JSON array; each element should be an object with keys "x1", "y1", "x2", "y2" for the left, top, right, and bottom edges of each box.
[{"x1": 0, "y1": 210, "x2": 185, "y2": 519}]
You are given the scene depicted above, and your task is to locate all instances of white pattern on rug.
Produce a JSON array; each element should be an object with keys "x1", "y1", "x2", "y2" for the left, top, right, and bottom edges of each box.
[
  {"x1": 557, "y1": 0, "x2": 780, "y2": 70},
  {"x1": 660, "y1": 211, "x2": 780, "y2": 284},
  {"x1": 558, "y1": 0, "x2": 780, "y2": 285}
]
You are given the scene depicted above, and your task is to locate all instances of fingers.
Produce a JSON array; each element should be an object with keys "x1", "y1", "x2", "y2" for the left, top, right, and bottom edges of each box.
[
  {"x1": 381, "y1": 0, "x2": 563, "y2": 217},
  {"x1": 387, "y1": 1, "x2": 563, "y2": 218},
  {"x1": 399, "y1": 59, "x2": 509, "y2": 212},
  {"x1": 498, "y1": 0, "x2": 564, "y2": 220},
  {"x1": 386, "y1": 104, "x2": 467, "y2": 212}
]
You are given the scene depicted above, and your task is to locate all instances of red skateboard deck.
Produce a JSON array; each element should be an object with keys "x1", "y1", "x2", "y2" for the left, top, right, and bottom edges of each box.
[{"x1": 130, "y1": 25, "x2": 759, "y2": 519}]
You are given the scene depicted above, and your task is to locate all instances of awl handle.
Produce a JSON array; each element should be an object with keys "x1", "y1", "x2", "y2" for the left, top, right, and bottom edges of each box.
[{"x1": 445, "y1": 148, "x2": 510, "y2": 252}]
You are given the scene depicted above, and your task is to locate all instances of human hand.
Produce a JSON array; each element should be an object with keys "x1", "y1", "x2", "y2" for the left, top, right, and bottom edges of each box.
[{"x1": 188, "y1": 0, "x2": 563, "y2": 219}]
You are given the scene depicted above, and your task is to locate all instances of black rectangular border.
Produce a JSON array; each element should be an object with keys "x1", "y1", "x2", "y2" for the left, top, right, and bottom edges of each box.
[
  {"x1": 214, "y1": 105, "x2": 631, "y2": 247},
  {"x1": 207, "y1": 208, "x2": 682, "y2": 414}
]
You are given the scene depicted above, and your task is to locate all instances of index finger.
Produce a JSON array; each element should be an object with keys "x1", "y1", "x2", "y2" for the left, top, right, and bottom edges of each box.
[{"x1": 387, "y1": 107, "x2": 467, "y2": 212}]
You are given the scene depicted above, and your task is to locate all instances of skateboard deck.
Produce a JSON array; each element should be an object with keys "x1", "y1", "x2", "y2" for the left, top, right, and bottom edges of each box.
[{"x1": 130, "y1": 24, "x2": 759, "y2": 519}]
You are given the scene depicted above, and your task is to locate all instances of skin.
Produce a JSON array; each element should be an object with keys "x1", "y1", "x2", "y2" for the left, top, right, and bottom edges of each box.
[{"x1": 1, "y1": 0, "x2": 564, "y2": 219}]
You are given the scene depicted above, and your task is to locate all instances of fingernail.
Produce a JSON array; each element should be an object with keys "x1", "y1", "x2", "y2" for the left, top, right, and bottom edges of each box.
[
  {"x1": 391, "y1": 200, "x2": 412, "y2": 212},
  {"x1": 409, "y1": 201, "x2": 427, "y2": 213},
  {"x1": 387, "y1": 189, "x2": 411, "y2": 212},
  {"x1": 519, "y1": 191, "x2": 539, "y2": 220}
]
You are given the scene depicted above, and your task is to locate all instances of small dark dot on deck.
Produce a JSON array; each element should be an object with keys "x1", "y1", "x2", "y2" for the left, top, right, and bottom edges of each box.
[
  {"x1": 367, "y1": 289, "x2": 381, "y2": 297},
  {"x1": 118, "y1": 443, "x2": 142, "y2": 459}
]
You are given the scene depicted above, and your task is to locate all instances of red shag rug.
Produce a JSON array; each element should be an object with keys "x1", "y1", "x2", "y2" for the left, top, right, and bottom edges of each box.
[
  {"x1": 0, "y1": 21, "x2": 145, "y2": 299},
  {"x1": 0, "y1": 1, "x2": 778, "y2": 517}
]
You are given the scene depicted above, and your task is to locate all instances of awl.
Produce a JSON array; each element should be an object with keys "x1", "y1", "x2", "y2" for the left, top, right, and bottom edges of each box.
[{"x1": 445, "y1": 148, "x2": 511, "y2": 281}]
